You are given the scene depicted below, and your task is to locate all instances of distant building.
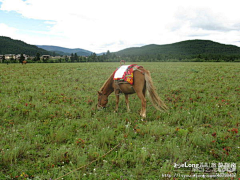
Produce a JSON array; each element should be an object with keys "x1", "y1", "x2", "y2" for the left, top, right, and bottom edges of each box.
[
  {"x1": 15, "y1": 54, "x2": 29, "y2": 60},
  {"x1": 5, "y1": 54, "x2": 15, "y2": 60},
  {"x1": 42, "y1": 55, "x2": 51, "y2": 59},
  {"x1": 0, "y1": 54, "x2": 30, "y2": 63},
  {"x1": 51, "y1": 56, "x2": 62, "y2": 59}
]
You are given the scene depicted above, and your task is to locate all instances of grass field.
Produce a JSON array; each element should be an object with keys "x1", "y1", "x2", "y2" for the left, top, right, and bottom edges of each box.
[{"x1": 0, "y1": 62, "x2": 239, "y2": 179}]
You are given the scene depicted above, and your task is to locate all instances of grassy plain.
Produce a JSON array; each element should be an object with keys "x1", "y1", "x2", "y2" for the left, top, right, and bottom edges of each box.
[{"x1": 0, "y1": 62, "x2": 239, "y2": 179}]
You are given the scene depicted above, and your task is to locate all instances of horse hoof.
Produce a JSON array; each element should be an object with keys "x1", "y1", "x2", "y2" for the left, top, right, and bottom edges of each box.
[{"x1": 140, "y1": 113, "x2": 146, "y2": 119}]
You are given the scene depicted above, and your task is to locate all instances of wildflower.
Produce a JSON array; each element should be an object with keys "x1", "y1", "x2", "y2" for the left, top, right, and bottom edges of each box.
[
  {"x1": 125, "y1": 123, "x2": 130, "y2": 128},
  {"x1": 212, "y1": 132, "x2": 217, "y2": 137},
  {"x1": 223, "y1": 147, "x2": 231, "y2": 155},
  {"x1": 230, "y1": 128, "x2": 238, "y2": 134}
]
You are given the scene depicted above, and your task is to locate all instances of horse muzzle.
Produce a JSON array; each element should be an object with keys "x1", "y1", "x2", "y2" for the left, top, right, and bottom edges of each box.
[{"x1": 97, "y1": 105, "x2": 106, "y2": 111}]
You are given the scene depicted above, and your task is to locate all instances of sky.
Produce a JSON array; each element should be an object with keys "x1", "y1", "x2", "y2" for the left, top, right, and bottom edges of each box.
[{"x1": 1, "y1": 0, "x2": 240, "y2": 53}]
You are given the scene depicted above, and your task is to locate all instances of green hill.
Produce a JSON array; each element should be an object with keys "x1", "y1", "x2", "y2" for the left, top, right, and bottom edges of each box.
[
  {"x1": 115, "y1": 40, "x2": 240, "y2": 61},
  {"x1": 0, "y1": 36, "x2": 50, "y2": 55}
]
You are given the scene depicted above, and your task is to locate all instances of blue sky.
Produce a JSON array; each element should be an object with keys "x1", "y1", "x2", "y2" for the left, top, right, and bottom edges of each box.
[
  {"x1": 1, "y1": 0, "x2": 240, "y2": 53},
  {"x1": 0, "y1": 10, "x2": 54, "y2": 33}
]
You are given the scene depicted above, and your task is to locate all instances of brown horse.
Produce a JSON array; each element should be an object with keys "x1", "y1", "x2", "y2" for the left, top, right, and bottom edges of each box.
[
  {"x1": 97, "y1": 65, "x2": 168, "y2": 118},
  {"x1": 22, "y1": 60, "x2": 27, "y2": 65}
]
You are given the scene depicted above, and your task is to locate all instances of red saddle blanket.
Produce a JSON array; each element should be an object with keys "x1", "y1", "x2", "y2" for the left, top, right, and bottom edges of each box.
[{"x1": 113, "y1": 64, "x2": 142, "y2": 84}]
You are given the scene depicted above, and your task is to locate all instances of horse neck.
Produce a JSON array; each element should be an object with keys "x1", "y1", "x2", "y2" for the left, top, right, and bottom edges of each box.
[{"x1": 101, "y1": 74, "x2": 114, "y2": 96}]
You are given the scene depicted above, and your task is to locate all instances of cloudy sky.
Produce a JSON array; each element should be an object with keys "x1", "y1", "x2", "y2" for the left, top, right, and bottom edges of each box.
[{"x1": 0, "y1": 0, "x2": 240, "y2": 53}]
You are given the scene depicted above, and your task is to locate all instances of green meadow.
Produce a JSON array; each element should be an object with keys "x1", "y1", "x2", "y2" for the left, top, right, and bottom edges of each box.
[{"x1": 0, "y1": 62, "x2": 239, "y2": 179}]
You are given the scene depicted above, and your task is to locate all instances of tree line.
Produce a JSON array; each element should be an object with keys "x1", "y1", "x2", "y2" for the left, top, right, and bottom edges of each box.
[{"x1": 2, "y1": 51, "x2": 240, "y2": 64}]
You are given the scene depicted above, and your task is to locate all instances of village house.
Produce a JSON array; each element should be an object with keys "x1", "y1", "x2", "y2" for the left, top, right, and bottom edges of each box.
[
  {"x1": 51, "y1": 56, "x2": 62, "y2": 59},
  {"x1": 0, "y1": 54, "x2": 75, "y2": 63},
  {"x1": 4, "y1": 54, "x2": 15, "y2": 60},
  {"x1": 0, "y1": 54, "x2": 15, "y2": 63},
  {"x1": 15, "y1": 54, "x2": 29, "y2": 60},
  {"x1": 0, "y1": 54, "x2": 31, "y2": 62},
  {"x1": 41, "y1": 55, "x2": 51, "y2": 59}
]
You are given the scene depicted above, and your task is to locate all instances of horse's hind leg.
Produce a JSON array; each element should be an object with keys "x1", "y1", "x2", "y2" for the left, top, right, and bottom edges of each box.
[
  {"x1": 135, "y1": 90, "x2": 146, "y2": 118},
  {"x1": 125, "y1": 94, "x2": 130, "y2": 112},
  {"x1": 133, "y1": 71, "x2": 147, "y2": 118}
]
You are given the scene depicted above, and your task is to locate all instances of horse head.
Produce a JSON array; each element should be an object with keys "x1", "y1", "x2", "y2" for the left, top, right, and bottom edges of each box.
[{"x1": 97, "y1": 91, "x2": 108, "y2": 110}]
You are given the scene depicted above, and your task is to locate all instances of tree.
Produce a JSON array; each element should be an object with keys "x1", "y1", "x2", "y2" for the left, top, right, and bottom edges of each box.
[
  {"x1": 35, "y1": 53, "x2": 40, "y2": 62},
  {"x1": 19, "y1": 54, "x2": 25, "y2": 64},
  {"x1": 64, "y1": 55, "x2": 69, "y2": 62},
  {"x1": 10, "y1": 56, "x2": 15, "y2": 63},
  {"x1": 74, "y1": 53, "x2": 78, "y2": 62},
  {"x1": 90, "y1": 53, "x2": 97, "y2": 62},
  {"x1": 70, "y1": 53, "x2": 74, "y2": 62},
  {"x1": 2, "y1": 55, "x2": 5, "y2": 63},
  {"x1": 106, "y1": 50, "x2": 111, "y2": 60}
]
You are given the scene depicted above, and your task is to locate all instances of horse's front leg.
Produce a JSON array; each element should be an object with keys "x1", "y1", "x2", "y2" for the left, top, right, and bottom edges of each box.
[
  {"x1": 124, "y1": 94, "x2": 130, "y2": 112},
  {"x1": 115, "y1": 90, "x2": 120, "y2": 112}
]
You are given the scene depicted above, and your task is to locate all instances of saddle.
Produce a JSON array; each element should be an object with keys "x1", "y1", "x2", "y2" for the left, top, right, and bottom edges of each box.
[{"x1": 113, "y1": 64, "x2": 143, "y2": 85}]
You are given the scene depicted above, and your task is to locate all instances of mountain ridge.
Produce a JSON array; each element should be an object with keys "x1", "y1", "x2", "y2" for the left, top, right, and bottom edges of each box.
[
  {"x1": 36, "y1": 45, "x2": 93, "y2": 56},
  {"x1": 1, "y1": 36, "x2": 240, "y2": 62},
  {"x1": 115, "y1": 39, "x2": 240, "y2": 56}
]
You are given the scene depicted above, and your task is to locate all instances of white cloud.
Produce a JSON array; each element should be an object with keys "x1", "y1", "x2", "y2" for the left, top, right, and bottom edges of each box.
[
  {"x1": 1, "y1": 0, "x2": 240, "y2": 52},
  {"x1": 0, "y1": 23, "x2": 18, "y2": 37}
]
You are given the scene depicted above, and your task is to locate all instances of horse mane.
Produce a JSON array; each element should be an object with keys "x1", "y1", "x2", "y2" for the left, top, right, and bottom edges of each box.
[{"x1": 99, "y1": 73, "x2": 114, "y2": 92}]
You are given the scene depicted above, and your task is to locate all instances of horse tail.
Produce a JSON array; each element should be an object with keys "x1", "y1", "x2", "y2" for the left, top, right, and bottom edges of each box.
[{"x1": 144, "y1": 70, "x2": 168, "y2": 111}]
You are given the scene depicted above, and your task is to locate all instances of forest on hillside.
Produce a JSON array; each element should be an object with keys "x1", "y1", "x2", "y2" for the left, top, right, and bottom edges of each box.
[
  {"x1": 0, "y1": 36, "x2": 50, "y2": 56},
  {"x1": 114, "y1": 40, "x2": 240, "y2": 62}
]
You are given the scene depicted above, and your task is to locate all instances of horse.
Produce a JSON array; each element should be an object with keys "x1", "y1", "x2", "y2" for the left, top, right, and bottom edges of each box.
[
  {"x1": 97, "y1": 65, "x2": 168, "y2": 118},
  {"x1": 22, "y1": 60, "x2": 27, "y2": 65},
  {"x1": 120, "y1": 60, "x2": 126, "y2": 65}
]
